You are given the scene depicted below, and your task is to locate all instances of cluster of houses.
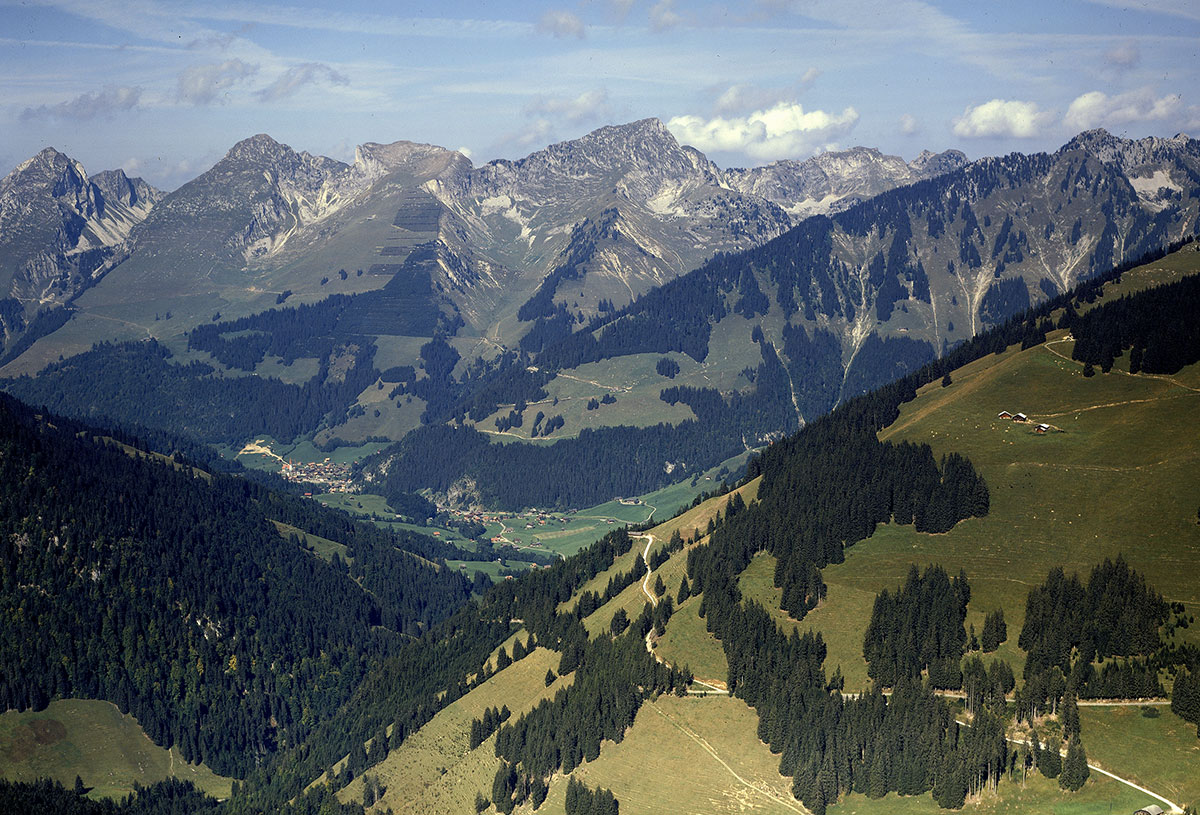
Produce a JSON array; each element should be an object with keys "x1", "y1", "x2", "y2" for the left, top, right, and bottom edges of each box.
[
  {"x1": 281, "y1": 458, "x2": 354, "y2": 491},
  {"x1": 997, "y1": 410, "x2": 1052, "y2": 434}
]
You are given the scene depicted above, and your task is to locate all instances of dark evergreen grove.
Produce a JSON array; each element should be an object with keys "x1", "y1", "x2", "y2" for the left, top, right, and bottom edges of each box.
[
  {"x1": 0, "y1": 391, "x2": 474, "y2": 778},
  {"x1": 0, "y1": 777, "x2": 363, "y2": 815},
  {"x1": 564, "y1": 776, "x2": 619, "y2": 815},
  {"x1": 674, "y1": 374, "x2": 995, "y2": 811},
  {"x1": 1069, "y1": 266, "x2": 1200, "y2": 374},
  {"x1": 2, "y1": 337, "x2": 380, "y2": 445},
  {"x1": 1016, "y1": 557, "x2": 1170, "y2": 715},
  {"x1": 862, "y1": 565, "x2": 971, "y2": 689}
]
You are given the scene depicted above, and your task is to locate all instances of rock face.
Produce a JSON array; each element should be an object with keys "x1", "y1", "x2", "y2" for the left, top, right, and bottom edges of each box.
[
  {"x1": 0, "y1": 148, "x2": 162, "y2": 347},
  {"x1": 550, "y1": 129, "x2": 1200, "y2": 422},
  {"x1": 724, "y1": 146, "x2": 969, "y2": 218},
  {"x1": 424, "y1": 118, "x2": 794, "y2": 334}
]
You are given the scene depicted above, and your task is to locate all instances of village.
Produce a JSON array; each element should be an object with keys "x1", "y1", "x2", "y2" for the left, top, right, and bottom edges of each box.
[{"x1": 280, "y1": 458, "x2": 355, "y2": 492}]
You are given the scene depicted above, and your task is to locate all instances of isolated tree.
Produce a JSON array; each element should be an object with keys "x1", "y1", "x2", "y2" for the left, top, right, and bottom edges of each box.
[
  {"x1": 677, "y1": 576, "x2": 691, "y2": 604},
  {"x1": 980, "y1": 609, "x2": 1007, "y2": 652},
  {"x1": 545, "y1": 668, "x2": 557, "y2": 687},
  {"x1": 1037, "y1": 736, "x2": 1061, "y2": 779},
  {"x1": 654, "y1": 575, "x2": 666, "y2": 597},
  {"x1": 1059, "y1": 736, "x2": 1089, "y2": 791},
  {"x1": 1060, "y1": 690, "x2": 1080, "y2": 740},
  {"x1": 610, "y1": 608, "x2": 629, "y2": 637}
]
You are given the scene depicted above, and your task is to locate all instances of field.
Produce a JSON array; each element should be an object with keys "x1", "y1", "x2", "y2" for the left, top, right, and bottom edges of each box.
[
  {"x1": 1079, "y1": 705, "x2": 1200, "y2": 807},
  {"x1": 0, "y1": 699, "x2": 232, "y2": 801},
  {"x1": 334, "y1": 647, "x2": 573, "y2": 814},
  {"x1": 538, "y1": 695, "x2": 803, "y2": 815},
  {"x1": 828, "y1": 772, "x2": 1148, "y2": 815}
]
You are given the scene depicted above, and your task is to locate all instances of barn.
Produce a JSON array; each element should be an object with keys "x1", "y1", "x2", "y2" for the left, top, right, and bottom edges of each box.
[{"x1": 1134, "y1": 805, "x2": 1165, "y2": 815}]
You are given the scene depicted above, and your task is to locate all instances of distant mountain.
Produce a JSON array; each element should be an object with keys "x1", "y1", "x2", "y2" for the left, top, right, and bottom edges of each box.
[
  {"x1": 357, "y1": 130, "x2": 1200, "y2": 506},
  {"x1": 0, "y1": 120, "x2": 969, "y2": 368},
  {"x1": 4, "y1": 126, "x2": 1196, "y2": 511},
  {"x1": 724, "y1": 145, "x2": 968, "y2": 218},
  {"x1": 0, "y1": 148, "x2": 161, "y2": 351}
]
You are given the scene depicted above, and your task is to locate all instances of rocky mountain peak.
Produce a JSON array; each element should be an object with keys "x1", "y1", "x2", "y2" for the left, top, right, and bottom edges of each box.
[
  {"x1": 89, "y1": 169, "x2": 161, "y2": 211},
  {"x1": 1061, "y1": 128, "x2": 1199, "y2": 168},
  {"x1": 910, "y1": 148, "x2": 968, "y2": 176},
  {"x1": 724, "y1": 144, "x2": 966, "y2": 218},
  {"x1": 354, "y1": 140, "x2": 470, "y2": 183},
  {"x1": 224, "y1": 133, "x2": 292, "y2": 163}
]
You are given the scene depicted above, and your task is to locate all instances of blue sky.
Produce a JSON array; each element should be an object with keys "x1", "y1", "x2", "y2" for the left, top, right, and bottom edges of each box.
[{"x1": 2, "y1": 0, "x2": 1198, "y2": 189}]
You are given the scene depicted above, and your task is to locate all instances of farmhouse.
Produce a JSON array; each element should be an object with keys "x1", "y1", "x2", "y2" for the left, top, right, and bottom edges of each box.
[
  {"x1": 1035, "y1": 424, "x2": 1050, "y2": 434},
  {"x1": 1134, "y1": 805, "x2": 1164, "y2": 815},
  {"x1": 997, "y1": 410, "x2": 1013, "y2": 419},
  {"x1": 1013, "y1": 413, "x2": 1028, "y2": 422}
]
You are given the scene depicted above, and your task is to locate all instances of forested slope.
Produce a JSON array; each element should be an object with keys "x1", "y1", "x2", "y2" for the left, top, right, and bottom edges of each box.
[{"x1": 0, "y1": 393, "x2": 473, "y2": 778}]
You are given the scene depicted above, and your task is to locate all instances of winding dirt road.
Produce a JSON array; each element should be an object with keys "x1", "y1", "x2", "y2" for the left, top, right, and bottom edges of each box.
[{"x1": 632, "y1": 533, "x2": 729, "y2": 695}]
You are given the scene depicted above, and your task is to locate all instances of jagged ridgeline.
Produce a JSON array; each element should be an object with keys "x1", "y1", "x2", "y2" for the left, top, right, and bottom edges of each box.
[
  {"x1": 360, "y1": 135, "x2": 1200, "y2": 507},
  {"x1": 3, "y1": 129, "x2": 1198, "y2": 514},
  {"x1": 0, "y1": 392, "x2": 476, "y2": 777}
]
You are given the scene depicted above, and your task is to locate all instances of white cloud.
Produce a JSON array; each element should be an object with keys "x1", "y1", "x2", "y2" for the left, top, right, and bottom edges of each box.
[
  {"x1": 177, "y1": 59, "x2": 258, "y2": 105},
  {"x1": 649, "y1": 0, "x2": 683, "y2": 31},
  {"x1": 537, "y1": 10, "x2": 586, "y2": 39},
  {"x1": 524, "y1": 89, "x2": 613, "y2": 125},
  {"x1": 256, "y1": 63, "x2": 349, "y2": 102},
  {"x1": 899, "y1": 113, "x2": 919, "y2": 135},
  {"x1": 20, "y1": 85, "x2": 141, "y2": 120},
  {"x1": 952, "y1": 99, "x2": 1052, "y2": 138},
  {"x1": 1064, "y1": 88, "x2": 1182, "y2": 132},
  {"x1": 457, "y1": 146, "x2": 474, "y2": 160},
  {"x1": 667, "y1": 101, "x2": 859, "y2": 160}
]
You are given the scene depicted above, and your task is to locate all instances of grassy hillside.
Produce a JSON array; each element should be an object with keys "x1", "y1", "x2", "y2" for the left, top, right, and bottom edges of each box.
[
  {"x1": 538, "y1": 695, "x2": 803, "y2": 815},
  {"x1": 334, "y1": 646, "x2": 572, "y2": 814},
  {"x1": 511, "y1": 249, "x2": 1200, "y2": 815},
  {"x1": 796, "y1": 256, "x2": 1200, "y2": 693},
  {"x1": 0, "y1": 700, "x2": 232, "y2": 801}
]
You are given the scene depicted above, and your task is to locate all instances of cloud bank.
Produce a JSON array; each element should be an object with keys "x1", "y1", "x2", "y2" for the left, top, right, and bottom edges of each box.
[
  {"x1": 256, "y1": 63, "x2": 349, "y2": 102},
  {"x1": 177, "y1": 59, "x2": 258, "y2": 105},
  {"x1": 667, "y1": 101, "x2": 859, "y2": 160},
  {"x1": 537, "y1": 10, "x2": 585, "y2": 38},
  {"x1": 1064, "y1": 88, "x2": 1181, "y2": 132},
  {"x1": 952, "y1": 99, "x2": 1052, "y2": 138},
  {"x1": 21, "y1": 85, "x2": 141, "y2": 121}
]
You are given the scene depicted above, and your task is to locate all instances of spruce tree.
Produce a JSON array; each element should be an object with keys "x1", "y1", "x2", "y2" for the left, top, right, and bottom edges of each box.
[
  {"x1": 1037, "y1": 738, "x2": 1061, "y2": 779},
  {"x1": 1060, "y1": 690, "x2": 1081, "y2": 740},
  {"x1": 980, "y1": 609, "x2": 1007, "y2": 652},
  {"x1": 1059, "y1": 736, "x2": 1089, "y2": 791}
]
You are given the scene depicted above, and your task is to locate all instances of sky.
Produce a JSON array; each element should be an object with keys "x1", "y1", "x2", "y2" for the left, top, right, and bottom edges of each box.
[{"x1": 2, "y1": 0, "x2": 1198, "y2": 190}]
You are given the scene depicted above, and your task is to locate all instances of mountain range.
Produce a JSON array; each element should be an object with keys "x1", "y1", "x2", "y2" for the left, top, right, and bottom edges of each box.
[{"x1": 0, "y1": 122, "x2": 1197, "y2": 508}]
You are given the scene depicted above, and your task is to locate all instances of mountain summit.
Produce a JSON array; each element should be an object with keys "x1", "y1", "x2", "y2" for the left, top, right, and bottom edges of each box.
[{"x1": 0, "y1": 148, "x2": 162, "y2": 350}]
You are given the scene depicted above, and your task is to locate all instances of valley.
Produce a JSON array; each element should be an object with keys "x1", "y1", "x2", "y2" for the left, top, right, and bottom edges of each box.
[{"x1": 2, "y1": 124, "x2": 1199, "y2": 815}]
